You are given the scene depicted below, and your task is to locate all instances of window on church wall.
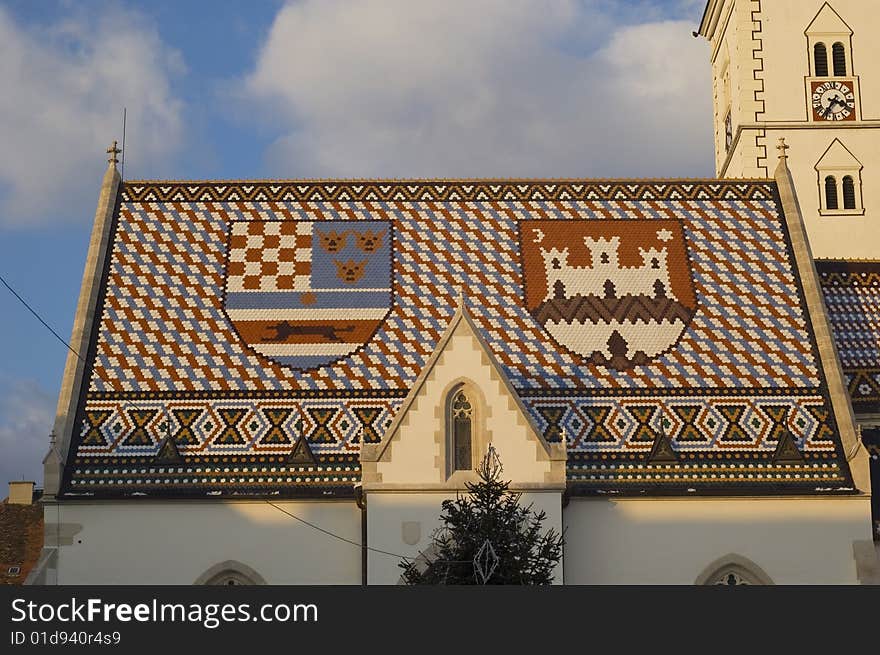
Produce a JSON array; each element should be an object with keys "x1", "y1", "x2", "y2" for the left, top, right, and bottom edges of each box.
[
  {"x1": 697, "y1": 558, "x2": 773, "y2": 585},
  {"x1": 825, "y1": 176, "x2": 839, "y2": 210},
  {"x1": 450, "y1": 389, "x2": 473, "y2": 472},
  {"x1": 708, "y1": 569, "x2": 755, "y2": 586},
  {"x1": 843, "y1": 176, "x2": 856, "y2": 210},
  {"x1": 204, "y1": 571, "x2": 256, "y2": 585},
  {"x1": 814, "y1": 43, "x2": 829, "y2": 77},
  {"x1": 816, "y1": 140, "x2": 863, "y2": 215},
  {"x1": 724, "y1": 111, "x2": 733, "y2": 151},
  {"x1": 832, "y1": 42, "x2": 847, "y2": 76}
]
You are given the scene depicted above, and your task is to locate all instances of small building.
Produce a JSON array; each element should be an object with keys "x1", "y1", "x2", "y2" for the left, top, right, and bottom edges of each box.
[{"x1": 1, "y1": 482, "x2": 44, "y2": 585}]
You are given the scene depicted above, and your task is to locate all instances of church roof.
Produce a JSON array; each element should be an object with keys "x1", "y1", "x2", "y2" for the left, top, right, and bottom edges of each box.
[
  {"x1": 816, "y1": 259, "x2": 880, "y2": 413},
  {"x1": 61, "y1": 179, "x2": 856, "y2": 497}
]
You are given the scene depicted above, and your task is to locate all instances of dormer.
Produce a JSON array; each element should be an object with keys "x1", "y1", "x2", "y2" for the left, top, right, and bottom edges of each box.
[
  {"x1": 806, "y1": 3, "x2": 854, "y2": 78},
  {"x1": 815, "y1": 139, "x2": 864, "y2": 216}
]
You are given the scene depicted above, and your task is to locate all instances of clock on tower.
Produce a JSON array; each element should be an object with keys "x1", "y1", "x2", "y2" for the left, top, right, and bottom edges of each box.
[{"x1": 811, "y1": 80, "x2": 857, "y2": 121}]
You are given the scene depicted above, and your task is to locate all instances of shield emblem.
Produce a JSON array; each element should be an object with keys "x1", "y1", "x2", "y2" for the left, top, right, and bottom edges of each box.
[
  {"x1": 224, "y1": 220, "x2": 391, "y2": 370},
  {"x1": 520, "y1": 220, "x2": 696, "y2": 370}
]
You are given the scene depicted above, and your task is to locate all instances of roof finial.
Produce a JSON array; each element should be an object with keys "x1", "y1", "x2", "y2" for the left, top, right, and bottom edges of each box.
[
  {"x1": 106, "y1": 140, "x2": 121, "y2": 167},
  {"x1": 776, "y1": 137, "x2": 790, "y2": 161}
]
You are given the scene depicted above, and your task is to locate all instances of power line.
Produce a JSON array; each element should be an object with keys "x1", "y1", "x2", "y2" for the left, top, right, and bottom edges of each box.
[
  {"x1": 1, "y1": 269, "x2": 419, "y2": 565},
  {"x1": 0, "y1": 273, "x2": 87, "y2": 365},
  {"x1": 265, "y1": 500, "x2": 407, "y2": 559}
]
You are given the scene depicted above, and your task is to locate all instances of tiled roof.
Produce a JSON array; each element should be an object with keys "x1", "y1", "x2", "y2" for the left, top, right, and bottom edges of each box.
[
  {"x1": 62, "y1": 180, "x2": 854, "y2": 496},
  {"x1": 0, "y1": 502, "x2": 43, "y2": 585},
  {"x1": 816, "y1": 260, "x2": 880, "y2": 413}
]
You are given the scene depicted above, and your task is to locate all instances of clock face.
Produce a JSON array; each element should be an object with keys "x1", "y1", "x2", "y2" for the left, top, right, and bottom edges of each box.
[{"x1": 811, "y1": 80, "x2": 856, "y2": 121}]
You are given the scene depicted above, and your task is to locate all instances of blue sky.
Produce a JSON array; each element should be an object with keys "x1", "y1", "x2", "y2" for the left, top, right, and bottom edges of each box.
[{"x1": 0, "y1": 0, "x2": 711, "y2": 485}]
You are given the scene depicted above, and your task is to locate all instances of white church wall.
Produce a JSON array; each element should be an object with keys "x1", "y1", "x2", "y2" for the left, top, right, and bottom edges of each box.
[
  {"x1": 769, "y1": 128, "x2": 880, "y2": 258},
  {"x1": 563, "y1": 496, "x2": 872, "y2": 584},
  {"x1": 366, "y1": 491, "x2": 563, "y2": 585},
  {"x1": 48, "y1": 500, "x2": 362, "y2": 585}
]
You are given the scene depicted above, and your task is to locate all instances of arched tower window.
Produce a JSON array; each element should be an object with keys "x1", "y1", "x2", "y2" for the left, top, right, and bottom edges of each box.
[
  {"x1": 832, "y1": 42, "x2": 847, "y2": 76},
  {"x1": 843, "y1": 176, "x2": 856, "y2": 210},
  {"x1": 814, "y1": 43, "x2": 828, "y2": 77},
  {"x1": 825, "y1": 176, "x2": 839, "y2": 210},
  {"x1": 450, "y1": 389, "x2": 473, "y2": 471}
]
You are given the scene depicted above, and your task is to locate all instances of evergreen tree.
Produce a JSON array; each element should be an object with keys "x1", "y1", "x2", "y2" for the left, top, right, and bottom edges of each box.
[{"x1": 399, "y1": 447, "x2": 564, "y2": 585}]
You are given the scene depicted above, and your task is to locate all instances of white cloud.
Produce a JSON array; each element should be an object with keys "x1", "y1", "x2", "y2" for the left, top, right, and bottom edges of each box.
[
  {"x1": 0, "y1": 6, "x2": 184, "y2": 226},
  {"x1": 244, "y1": 0, "x2": 713, "y2": 179},
  {"x1": 0, "y1": 378, "x2": 54, "y2": 487}
]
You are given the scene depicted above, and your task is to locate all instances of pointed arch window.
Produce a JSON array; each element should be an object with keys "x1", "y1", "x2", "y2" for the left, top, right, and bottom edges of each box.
[
  {"x1": 825, "y1": 176, "x2": 839, "y2": 210},
  {"x1": 843, "y1": 176, "x2": 856, "y2": 210},
  {"x1": 832, "y1": 42, "x2": 847, "y2": 76},
  {"x1": 696, "y1": 555, "x2": 774, "y2": 585},
  {"x1": 450, "y1": 389, "x2": 473, "y2": 471},
  {"x1": 814, "y1": 43, "x2": 829, "y2": 77},
  {"x1": 724, "y1": 111, "x2": 733, "y2": 151}
]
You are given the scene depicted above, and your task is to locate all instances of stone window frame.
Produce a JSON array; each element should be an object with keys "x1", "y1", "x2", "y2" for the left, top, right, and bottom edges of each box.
[
  {"x1": 442, "y1": 379, "x2": 491, "y2": 483},
  {"x1": 695, "y1": 554, "x2": 774, "y2": 586},
  {"x1": 815, "y1": 144, "x2": 865, "y2": 216},
  {"x1": 193, "y1": 560, "x2": 267, "y2": 586}
]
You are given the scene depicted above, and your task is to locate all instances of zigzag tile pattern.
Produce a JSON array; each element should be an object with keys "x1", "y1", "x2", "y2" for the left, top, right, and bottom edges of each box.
[
  {"x1": 816, "y1": 260, "x2": 880, "y2": 412},
  {"x1": 62, "y1": 180, "x2": 853, "y2": 494}
]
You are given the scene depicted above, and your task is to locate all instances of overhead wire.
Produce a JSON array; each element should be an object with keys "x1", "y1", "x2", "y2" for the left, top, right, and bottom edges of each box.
[{"x1": 1, "y1": 270, "x2": 420, "y2": 562}]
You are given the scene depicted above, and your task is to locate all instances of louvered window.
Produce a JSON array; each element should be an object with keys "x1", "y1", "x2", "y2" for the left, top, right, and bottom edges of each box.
[
  {"x1": 843, "y1": 176, "x2": 856, "y2": 210},
  {"x1": 832, "y1": 43, "x2": 847, "y2": 76},
  {"x1": 814, "y1": 43, "x2": 828, "y2": 76},
  {"x1": 825, "y1": 176, "x2": 839, "y2": 210}
]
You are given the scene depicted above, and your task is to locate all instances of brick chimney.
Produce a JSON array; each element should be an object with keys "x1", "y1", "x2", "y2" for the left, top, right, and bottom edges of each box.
[{"x1": 7, "y1": 481, "x2": 35, "y2": 505}]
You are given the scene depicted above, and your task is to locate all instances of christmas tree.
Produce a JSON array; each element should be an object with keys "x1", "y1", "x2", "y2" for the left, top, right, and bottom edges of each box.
[{"x1": 399, "y1": 446, "x2": 564, "y2": 585}]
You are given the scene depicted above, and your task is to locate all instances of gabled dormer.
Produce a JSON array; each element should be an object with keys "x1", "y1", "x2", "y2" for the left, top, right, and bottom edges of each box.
[
  {"x1": 815, "y1": 139, "x2": 864, "y2": 215},
  {"x1": 360, "y1": 299, "x2": 566, "y2": 490}
]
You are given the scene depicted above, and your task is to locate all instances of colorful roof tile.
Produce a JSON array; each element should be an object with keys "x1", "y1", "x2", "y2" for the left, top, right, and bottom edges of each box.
[
  {"x1": 61, "y1": 180, "x2": 855, "y2": 497},
  {"x1": 816, "y1": 260, "x2": 880, "y2": 413}
]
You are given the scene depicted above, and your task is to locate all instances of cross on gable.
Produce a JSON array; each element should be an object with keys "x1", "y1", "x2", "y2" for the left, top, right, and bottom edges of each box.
[
  {"x1": 106, "y1": 140, "x2": 121, "y2": 165},
  {"x1": 776, "y1": 138, "x2": 790, "y2": 160}
]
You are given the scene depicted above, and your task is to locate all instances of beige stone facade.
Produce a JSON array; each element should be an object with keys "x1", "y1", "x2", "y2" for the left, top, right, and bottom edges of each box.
[{"x1": 700, "y1": 0, "x2": 880, "y2": 258}]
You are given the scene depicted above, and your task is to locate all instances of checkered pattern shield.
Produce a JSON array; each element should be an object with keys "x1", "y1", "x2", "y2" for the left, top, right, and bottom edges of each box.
[{"x1": 224, "y1": 220, "x2": 392, "y2": 369}]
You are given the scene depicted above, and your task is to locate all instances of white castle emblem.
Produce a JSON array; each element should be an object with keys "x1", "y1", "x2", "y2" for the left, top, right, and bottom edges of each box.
[
  {"x1": 524, "y1": 224, "x2": 696, "y2": 371},
  {"x1": 540, "y1": 236, "x2": 677, "y2": 302}
]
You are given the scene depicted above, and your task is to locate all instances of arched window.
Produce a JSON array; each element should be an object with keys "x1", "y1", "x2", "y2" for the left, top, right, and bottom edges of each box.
[
  {"x1": 450, "y1": 389, "x2": 473, "y2": 471},
  {"x1": 843, "y1": 176, "x2": 856, "y2": 210},
  {"x1": 832, "y1": 42, "x2": 847, "y2": 76},
  {"x1": 193, "y1": 560, "x2": 266, "y2": 585},
  {"x1": 205, "y1": 571, "x2": 256, "y2": 585},
  {"x1": 708, "y1": 568, "x2": 756, "y2": 585},
  {"x1": 814, "y1": 43, "x2": 828, "y2": 77},
  {"x1": 695, "y1": 555, "x2": 774, "y2": 585},
  {"x1": 825, "y1": 176, "x2": 839, "y2": 210}
]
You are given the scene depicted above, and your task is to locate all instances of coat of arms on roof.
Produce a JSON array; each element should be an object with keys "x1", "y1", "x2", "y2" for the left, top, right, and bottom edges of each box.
[
  {"x1": 520, "y1": 220, "x2": 696, "y2": 370},
  {"x1": 223, "y1": 220, "x2": 392, "y2": 370}
]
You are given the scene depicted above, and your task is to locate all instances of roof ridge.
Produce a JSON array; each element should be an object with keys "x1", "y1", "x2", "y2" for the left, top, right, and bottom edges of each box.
[{"x1": 121, "y1": 177, "x2": 774, "y2": 185}]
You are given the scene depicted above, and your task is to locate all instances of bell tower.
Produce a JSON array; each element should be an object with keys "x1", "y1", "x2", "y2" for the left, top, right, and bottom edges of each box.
[{"x1": 698, "y1": 1, "x2": 880, "y2": 259}]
